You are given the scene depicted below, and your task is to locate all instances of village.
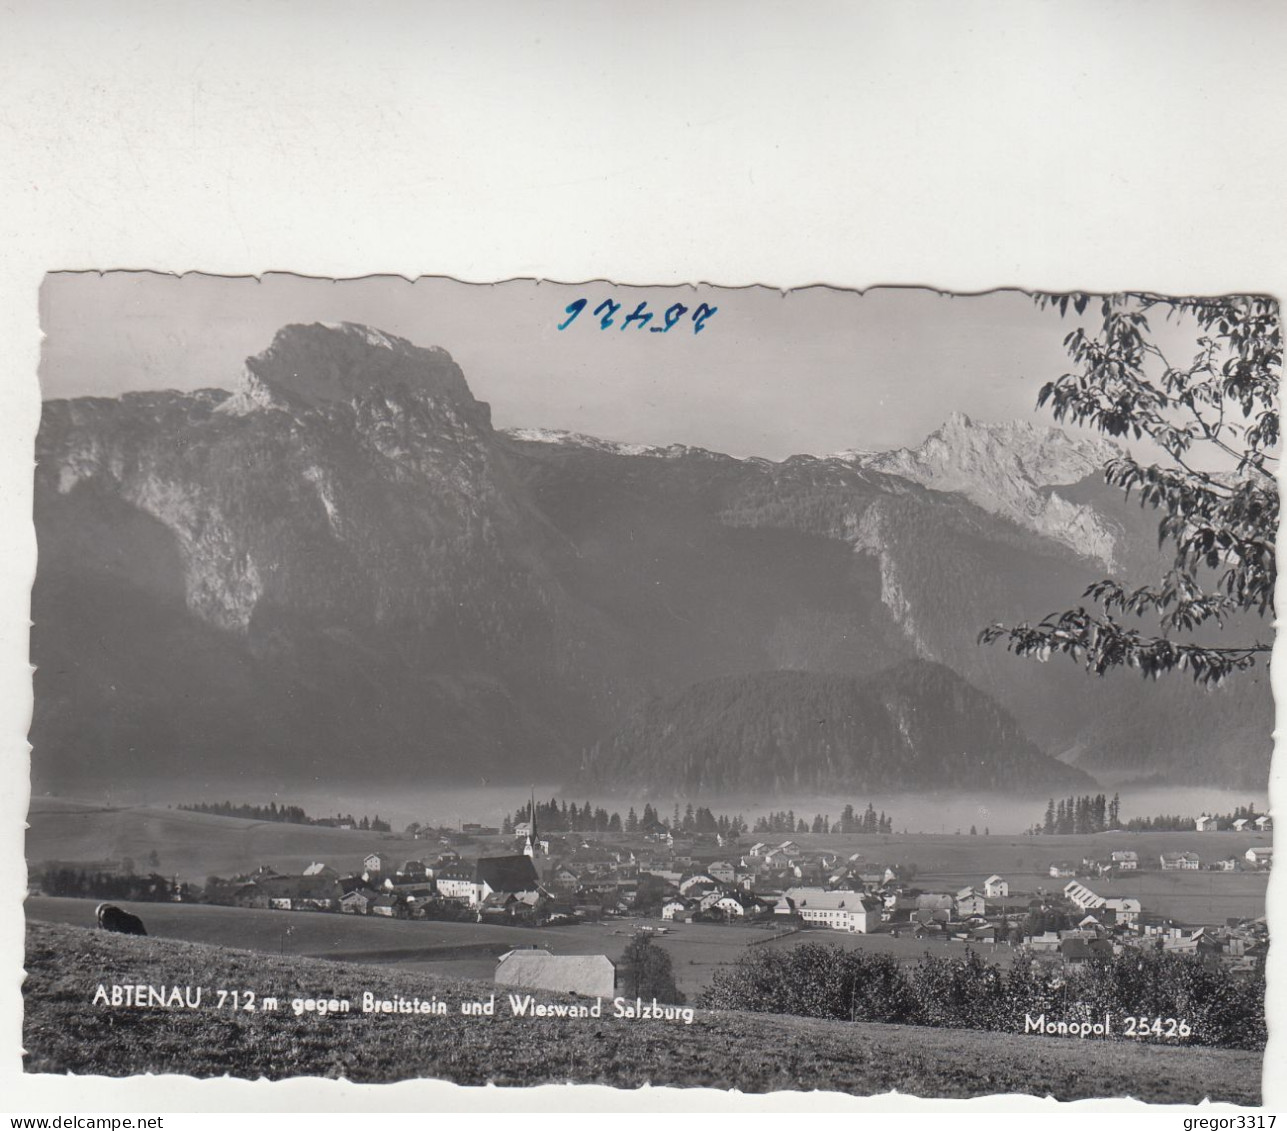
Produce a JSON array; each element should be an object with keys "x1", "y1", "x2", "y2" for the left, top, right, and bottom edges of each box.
[{"x1": 144, "y1": 803, "x2": 1272, "y2": 988}]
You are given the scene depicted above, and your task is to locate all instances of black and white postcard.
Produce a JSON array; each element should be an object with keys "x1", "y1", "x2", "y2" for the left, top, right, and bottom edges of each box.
[{"x1": 21, "y1": 274, "x2": 1276, "y2": 1105}]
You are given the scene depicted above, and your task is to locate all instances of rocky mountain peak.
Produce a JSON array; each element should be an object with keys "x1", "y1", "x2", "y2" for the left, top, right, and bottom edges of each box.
[
  {"x1": 242, "y1": 321, "x2": 488, "y2": 424},
  {"x1": 839, "y1": 414, "x2": 1123, "y2": 569}
]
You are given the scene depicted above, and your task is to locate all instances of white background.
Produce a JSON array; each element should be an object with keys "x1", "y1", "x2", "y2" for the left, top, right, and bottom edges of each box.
[{"x1": 2, "y1": 0, "x2": 1284, "y2": 1115}]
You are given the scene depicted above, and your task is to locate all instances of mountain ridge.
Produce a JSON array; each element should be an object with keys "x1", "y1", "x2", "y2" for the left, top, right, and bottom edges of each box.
[{"x1": 31, "y1": 322, "x2": 1273, "y2": 793}]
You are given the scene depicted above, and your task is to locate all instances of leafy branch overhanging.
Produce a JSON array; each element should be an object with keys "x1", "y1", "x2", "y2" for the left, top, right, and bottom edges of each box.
[{"x1": 979, "y1": 292, "x2": 1278, "y2": 684}]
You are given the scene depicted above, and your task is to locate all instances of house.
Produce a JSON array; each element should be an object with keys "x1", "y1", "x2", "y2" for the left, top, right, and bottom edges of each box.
[
  {"x1": 784, "y1": 887, "x2": 881, "y2": 932},
  {"x1": 1026, "y1": 930, "x2": 1062, "y2": 952},
  {"x1": 954, "y1": 888, "x2": 987, "y2": 918},
  {"x1": 708, "y1": 861, "x2": 737, "y2": 884},
  {"x1": 916, "y1": 893, "x2": 954, "y2": 918},
  {"x1": 494, "y1": 950, "x2": 616, "y2": 997},
  {"x1": 1196, "y1": 814, "x2": 1218, "y2": 832},
  {"x1": 1102, "y1": 897, "x2": 1141, "y2": 925},
  {"x1": 1160, "y1": 852, "x2": 1200, "y2": 870},
  {"x1": 549, "y1": 864, "x2": 581, "y2": 892},
  {"x1": 1211, "y1": 858, "x2": 1238, "y2": 872},
  {"x1": 983, "y1": 874, "x2": 1008, "y2": 899},
  {"x1": 1061, "y1": 937, "x2": 1114, "y2": 964},
  {"x1": 363, "y1": 853, "x2": 390, "y2": 875},
  {"x1": 661, "y1": 898, "x2": 692, "y2": 921},
  {"x1": 1111, "y1": 850, "x2": 1139, "y2": 870},
  {"x1": 369, "y1": 893, "x2": 402, "y2": 918},
  {"x1": 1245, "y1": 847, "x2": 1273, "y2": 869},
  {"x1": 434, "y1": 865, "x2": 475, "y2": 902},
  {"x1": 1254, "y1": 815, "x2": 1272, "y2": 832},
  {"x1": 1049, "y1": 861, "x2": 1077, "y2": 878},
  {"x1": 713, "y1": 891, "x2": 763, "y2": 919},
  {"x1": 474, "y1": 855, "x2": 542, "y2": 906},
  {"x1": 302, "y1": 862, "x2": 336, "y2": 878}
]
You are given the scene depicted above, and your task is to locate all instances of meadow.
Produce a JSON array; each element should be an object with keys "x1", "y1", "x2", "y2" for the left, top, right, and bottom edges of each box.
[{"x1": 22, "y1": 920, "x2": 1263, "y2": 1103}]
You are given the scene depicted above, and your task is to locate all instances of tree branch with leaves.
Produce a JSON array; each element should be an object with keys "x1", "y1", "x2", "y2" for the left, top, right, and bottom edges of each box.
[{"x1": 980, "y1": 292, "x2": 1278, "y2": 684}]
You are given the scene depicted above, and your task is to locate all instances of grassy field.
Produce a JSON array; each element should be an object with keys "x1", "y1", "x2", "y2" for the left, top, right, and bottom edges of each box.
[
  {"x1": 25, "y1": 798, "x2": 428, "y2": 885},
  {"x1": 29, "y1": 896, "x2": 1036, "y2": 999},
  {"x1": 22, "y1": 921, "x2": 1262, "y2": 1102}
]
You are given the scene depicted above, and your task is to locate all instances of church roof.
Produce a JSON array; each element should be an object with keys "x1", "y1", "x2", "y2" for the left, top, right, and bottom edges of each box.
[{"x1": 476, "y1": 854, "x2": 540, "y2": 893}]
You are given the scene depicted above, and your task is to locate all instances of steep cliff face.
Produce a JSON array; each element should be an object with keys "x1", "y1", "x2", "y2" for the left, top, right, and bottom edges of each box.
[
  {"x1": 31, "y1": 324, "x2": 1273, "y2": 792},
  {"x1": 34, "y1": 324, "x2": 602, "y2": 785}
]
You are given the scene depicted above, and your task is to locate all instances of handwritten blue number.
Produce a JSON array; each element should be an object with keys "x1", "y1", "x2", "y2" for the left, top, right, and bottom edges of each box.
[
  {"x1": 692, "y1": 303, "x2": 717, "y2": 333},
  {"x1": 594, "y1": 300, "x2": 621, "y2": 329},
  {"x1": 621, "y1": 301, "x2": 652, "y2": 331},
  {"x1": 557, "y1": 298, "x2": 587, "y2": 331},
  {"x1": 652, "y1": 302, "x2": 688, "y2": 332}
]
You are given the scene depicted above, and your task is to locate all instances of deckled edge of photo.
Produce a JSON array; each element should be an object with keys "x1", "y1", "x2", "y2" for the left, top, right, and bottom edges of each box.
[{"x1": 3, "y1": 0, "x2": 1284, "y2": 1116}]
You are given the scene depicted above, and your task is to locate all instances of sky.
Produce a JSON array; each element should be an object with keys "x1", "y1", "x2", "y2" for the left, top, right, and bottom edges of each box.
[{"x1": 40, "y1": 272, "x2": 1163, "y2": 461}]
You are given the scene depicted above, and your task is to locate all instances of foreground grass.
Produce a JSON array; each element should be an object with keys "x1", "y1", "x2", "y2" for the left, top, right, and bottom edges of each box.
[{"x1": 24, "y1": 921, "x2": 1261, "y2": 1103}]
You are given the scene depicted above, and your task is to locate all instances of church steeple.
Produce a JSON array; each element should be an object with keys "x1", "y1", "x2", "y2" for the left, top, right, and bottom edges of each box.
[{"x1": 524, "y1": 789, "x2": 541, "y2": 858}]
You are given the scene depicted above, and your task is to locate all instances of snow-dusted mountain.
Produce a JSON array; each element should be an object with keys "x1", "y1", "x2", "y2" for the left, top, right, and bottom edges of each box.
[
  {"x1": 834, "y1": 411, "x2": 1124, "y2": 569},
  {"x1": 31, "y1": 324, "x2": 1273, "y2": 793}
]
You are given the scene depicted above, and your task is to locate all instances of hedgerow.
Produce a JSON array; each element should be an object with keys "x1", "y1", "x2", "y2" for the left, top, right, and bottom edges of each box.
[{"x1": 699, "y1": 944, "x2": 1265, "y2": 1050}]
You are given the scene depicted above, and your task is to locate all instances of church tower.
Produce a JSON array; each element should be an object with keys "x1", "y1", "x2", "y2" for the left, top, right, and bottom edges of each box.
[{"x1": 523, "y1": 790, "x2": 541, "y2": 859}]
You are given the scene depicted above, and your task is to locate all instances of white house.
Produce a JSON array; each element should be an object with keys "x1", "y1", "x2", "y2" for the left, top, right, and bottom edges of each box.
[
  {"x1": 983, "y1": 874, "x2": 1008, "y2": 899},
  {"x1": 1233, "y1": 818, "x2": 1251, "y2": 833},
  {"x1": 433, "y1": 866, "x2": 475, "y2": 902},
  {"x1": 1103, "y1": 897, "x2": 1141, "y2": 925},
  {"x1": 783, "y1": 887, "x2": 880, "y2": 933},
  {"x1": 1160, "y1": 852, "x2": 1200, "y2": 870},
  {"x1": 955, "y1": 887, "x2": 987, "y2": 918},
  {"x1": 1246, "y1": 847, "x2": 1273, "y2": 868},
  {"x1": 363, "y1": 852, "x2": 390, "y2": 875},
  {"x1": 713, "y1": 891, "x2": 762, "y2": 919},
  {"x1": 1111, "y1": 850, "x2": 1139, "y2": 870},
  {"x1": 1196, "y1": 814, "x2": 1218, "y2": 832},
  {"x1": 660, "y1": 898, "x2": 690, "y2": 921},
  {"x1": 1255, "y1": 815, "x2": 1273, "y2": 832}
]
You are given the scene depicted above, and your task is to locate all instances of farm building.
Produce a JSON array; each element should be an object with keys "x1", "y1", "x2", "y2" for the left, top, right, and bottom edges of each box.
[
  {"x1": 494, "y1": 950, "x2": 616, "y2": 997},
  {"x1": 1111, "y1": 851, "x2": 1139, "y2": 870},
  {"x1": 1063, "y1": 880, "x2": 1106, "y2": 912},
  {"x1": 1245, "y1": 847, "x2": 1273, "y2": 869},
  {"x1": 339, "y1": 888, "x2": 376, "y2": 914},
  {"x1": 1160, "y1": 852, "x2": 1200, "y2": 870}
]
